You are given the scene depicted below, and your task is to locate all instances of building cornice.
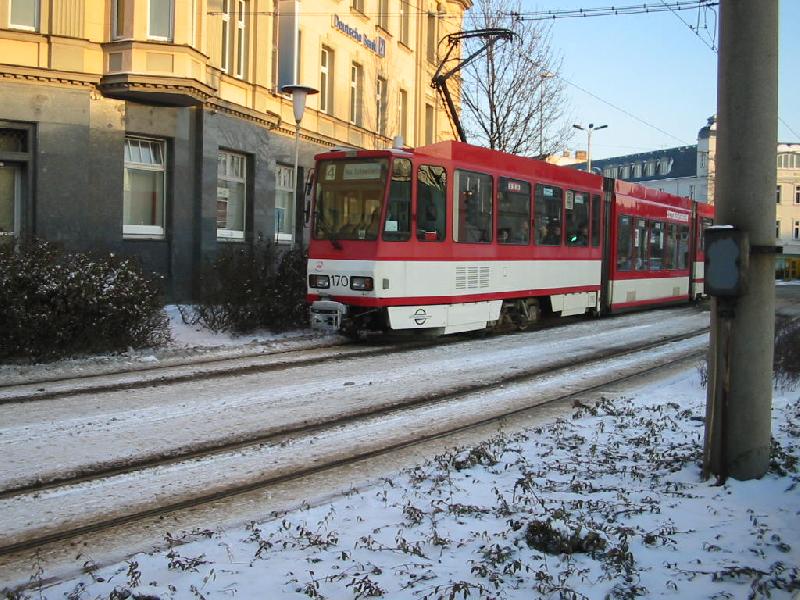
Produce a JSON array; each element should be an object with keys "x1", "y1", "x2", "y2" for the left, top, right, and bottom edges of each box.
[{"x1": 0, "y1": 64, "x2": 99, "y2": 88}]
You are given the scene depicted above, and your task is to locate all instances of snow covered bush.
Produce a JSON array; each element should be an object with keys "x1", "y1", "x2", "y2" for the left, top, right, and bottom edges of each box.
[
  {"x1": 0, "y1": 238, "x2": 170, "y2": 361},
  {"x1": 186, "y1": 242, "x2": 308, "y2": 334}
]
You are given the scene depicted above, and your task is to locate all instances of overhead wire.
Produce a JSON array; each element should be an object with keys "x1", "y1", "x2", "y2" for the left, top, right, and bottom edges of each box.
[{"x1": 555, "y1": 73, "x2": 691, "y2": 146}]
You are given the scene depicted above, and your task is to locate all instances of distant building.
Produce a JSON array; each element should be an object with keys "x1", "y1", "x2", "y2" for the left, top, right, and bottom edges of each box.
[
  {"x1": 572, "y1": 116, "x2": 800, "y2": 275},
  {"x1": 0, "y1": 0, "x2": 470, "y2": 300}
]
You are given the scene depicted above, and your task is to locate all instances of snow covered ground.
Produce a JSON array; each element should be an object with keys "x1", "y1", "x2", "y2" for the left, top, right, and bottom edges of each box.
[
  {"x1": 24, "y1": 366, "x2": 799, "y2": 599},
  {"x1": 3, "y1": 288, "x2": 799, "y2": 599}
]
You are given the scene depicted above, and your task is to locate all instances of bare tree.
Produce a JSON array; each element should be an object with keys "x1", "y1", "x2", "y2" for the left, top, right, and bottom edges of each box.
[{"x1": 458, "y1": 0, "x2": 573, "y2": 157}]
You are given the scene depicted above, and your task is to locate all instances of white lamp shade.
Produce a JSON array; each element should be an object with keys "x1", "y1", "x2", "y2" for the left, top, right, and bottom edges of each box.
[{"x1": 280, "y1": 84, "x2": 319, "y2": 123}]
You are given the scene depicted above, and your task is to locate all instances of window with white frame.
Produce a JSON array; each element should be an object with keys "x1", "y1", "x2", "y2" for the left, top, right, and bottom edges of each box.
[
  {"x1": 378, "y1": 0, "x2": 389, "y2": 30},
  {"x1": 400, "y1": 0, "x2": 410, "y2": 45},
  {"x1": 124, "y1": 137, "x2": 166, "y2": 237},
  {"x1": 10, "y1": 0, "x2": 39, "y2": 31},
  {"x1": 794, "y1": 220, "x2": 800, "y2": 241},
  {"x1": 376, "y1": 76, "x2": 388, "y2": 136},
  {"x1": 350, "y1": 63, "x2": 363, "y2": 126},
  {"x1": 0, "y1": 128, "x2": 27, "y2": 237},
  {"x1": 645, "y1": 161, "x2": 655, "y2": 177},
  {"x1": 351, "y1": 0, "x2": 364, "y2": 13},
  {"x1": 217, "y1": 151, "x2": 247, "y2": 239},
  {"x1": 320, "y1": 46, "x2": 333, "y2": 114},
  {"x1": 275, "y1": 165, "x2": 295, "y2": 242},
  {"x1": 660, "y1": 157, "x2": 671, "y2": 175},
  {"x1": 778, "y1": 153, "x2": 800, "y2": 169},
  {"x1": 795, "y1": 185, "x2": 800, "y2": 204},
  {"x1": 221, "y1": 0, "x2": 231, "y2": 72},
  {"x1": 112, "y1": 0, "x2": 126, "y2": 38},
  {"x1": 426, "y1": 12, "x2": 437, "y2": 63},
  {"x1": 148, "y1": 0, "x2": 173, "y2": 40},
  {"x1": 0, "y1": 165, "x2": 20, "y2": 237},
  {"x1": 633, "y1": 163, "x2": 642, "y2": 178},
  {"x1": 425, "y1": 103, "x2": 434, "y2": 145},
  {"x1": 235, "y1": 0, "x2": 247, "y2": 78},
  {"x1": 399, "y1": 88, "x2": 408, "y2": 143}
]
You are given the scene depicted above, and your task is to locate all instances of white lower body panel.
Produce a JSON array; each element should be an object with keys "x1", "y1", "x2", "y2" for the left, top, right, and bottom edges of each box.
[{"x1": 387, "y1": 301, "x2": 502, "y2": 334}]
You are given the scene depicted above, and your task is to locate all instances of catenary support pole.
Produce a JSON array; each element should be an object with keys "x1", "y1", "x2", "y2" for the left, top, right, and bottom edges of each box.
[{"x1": 704, "y1": 0, "x2": 778, "y2": 481}]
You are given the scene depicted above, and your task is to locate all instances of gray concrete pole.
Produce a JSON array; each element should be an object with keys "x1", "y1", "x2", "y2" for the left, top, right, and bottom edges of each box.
[{"x1": 704, "y1": 0, "x2": 778, "y2": 480}]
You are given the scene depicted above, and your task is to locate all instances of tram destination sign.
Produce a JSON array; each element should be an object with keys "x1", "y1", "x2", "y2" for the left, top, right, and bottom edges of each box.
[{"x1": 333, "y1": 15, "x2": 386, "y2": 58}]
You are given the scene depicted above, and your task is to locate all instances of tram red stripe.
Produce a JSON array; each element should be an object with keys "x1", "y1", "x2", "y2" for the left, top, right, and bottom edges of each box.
[
  {"x1": 308, "y1": 284, "x2": 601, "y2": 307},
  {"x1": 611, "y1": 295, "x2": 689, "y2": 310}
]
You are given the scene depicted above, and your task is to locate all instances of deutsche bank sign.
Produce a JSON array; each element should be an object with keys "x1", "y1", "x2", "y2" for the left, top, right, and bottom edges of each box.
[{"x1": 333, "y1": 15, "x2": 386, "y2": 58}]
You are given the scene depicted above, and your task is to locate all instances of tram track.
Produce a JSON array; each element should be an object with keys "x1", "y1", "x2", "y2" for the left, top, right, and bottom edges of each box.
[
  {"x1": 0, "y1": 305, "x2": 693, "y2": 405},
  {"x1": 0, "y1": 323, "x2": 709, "y2": 560}
]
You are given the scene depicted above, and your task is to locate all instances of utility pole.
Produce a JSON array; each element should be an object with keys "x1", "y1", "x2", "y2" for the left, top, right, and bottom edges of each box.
[{"x1": 703, "y1": 0, "x2": 778, "y2": 481}]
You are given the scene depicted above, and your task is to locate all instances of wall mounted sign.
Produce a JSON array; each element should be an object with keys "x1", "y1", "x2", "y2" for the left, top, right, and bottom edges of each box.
[{"x1": 333, "y1": 15, "x2": 386, "y2": 58}]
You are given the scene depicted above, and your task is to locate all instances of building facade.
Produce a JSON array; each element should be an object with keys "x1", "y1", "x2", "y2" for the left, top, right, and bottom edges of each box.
[
  {"x1": 0, "y1": 0, "x2": 469, "y2": 299},
  {"x1": 580, "y1": 117, "x2": 799, "y2": 274}
]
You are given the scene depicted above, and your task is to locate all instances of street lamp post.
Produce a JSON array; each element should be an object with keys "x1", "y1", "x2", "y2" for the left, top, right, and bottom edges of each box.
[
  {"x1": 280, "y1": 84, "x2": 319, "y2": 246},
  {"x1": 539, "y1": 71, "x2": 554, "y2": 157},
  {"x1": 573, "y1": 123, "x2": 607, "y2": 173}
]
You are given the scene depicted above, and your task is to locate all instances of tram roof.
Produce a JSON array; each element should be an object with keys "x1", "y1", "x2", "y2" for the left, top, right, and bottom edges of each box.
[{"x1": 413, "y1": 141, "x2": 603, "y2": 188}]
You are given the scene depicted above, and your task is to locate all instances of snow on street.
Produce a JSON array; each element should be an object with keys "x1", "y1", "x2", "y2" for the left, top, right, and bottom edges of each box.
[
  {"x1": 28, "y1": 364, "x2": 800, "y2": 599},
  {"x1": 0, "y1": 308, "x2": 707, "y2": 493},
  {"x1": 1, "y1": 292, "x2": 798, "y2": 598}
]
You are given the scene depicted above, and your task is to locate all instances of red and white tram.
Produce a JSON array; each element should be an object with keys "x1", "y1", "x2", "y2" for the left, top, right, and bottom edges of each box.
[{"x1": 306, "y1": 141, "x2": 712, "y2": 337}]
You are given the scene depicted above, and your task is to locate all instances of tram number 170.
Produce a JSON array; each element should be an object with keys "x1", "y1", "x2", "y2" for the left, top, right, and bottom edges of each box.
[{"x1": 331, "y1": 275, "x2": 349, "y2": 287}]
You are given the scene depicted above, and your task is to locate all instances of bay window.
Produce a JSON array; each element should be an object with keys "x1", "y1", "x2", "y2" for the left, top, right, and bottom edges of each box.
[
  {"x1": 148, "y1": 0, "x2": 173, "y2": 40},
  {"x1": 10, "y1": 0, "x2": 38, "y2": 31}
]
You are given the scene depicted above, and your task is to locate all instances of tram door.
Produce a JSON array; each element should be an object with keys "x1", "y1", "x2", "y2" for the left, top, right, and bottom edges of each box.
[{"x1": 0, "y1": 164, "x2": 21, "y2": 236}]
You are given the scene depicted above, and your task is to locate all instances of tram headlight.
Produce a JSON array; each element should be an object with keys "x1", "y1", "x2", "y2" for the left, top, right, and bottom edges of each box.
[
  {"x1": 350, "y1": 276, "x2": 374, "y2": 291},
  {"x1": 309, "y1": 274, "x2": 330, "y2": 289}
]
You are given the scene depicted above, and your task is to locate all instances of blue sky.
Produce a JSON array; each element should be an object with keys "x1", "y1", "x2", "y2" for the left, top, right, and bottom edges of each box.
[{"x1": 521, "y1": 1, "x2": 800, "y2": 159}]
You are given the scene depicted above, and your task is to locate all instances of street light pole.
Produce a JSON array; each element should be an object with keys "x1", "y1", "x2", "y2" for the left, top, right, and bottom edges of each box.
[
  {"x1": 539, "y1": 71, "x2": 554, "y2": 157},
  {"x1": 573, "y1": 122, "x2": 607, "y2": 172},
  {"x1": 280, "y1": 84, "x2": 318, "y2": 246}
]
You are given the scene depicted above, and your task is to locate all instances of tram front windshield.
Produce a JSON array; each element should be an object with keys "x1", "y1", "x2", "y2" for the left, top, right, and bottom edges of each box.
[{"x1": 314, "y1": 158, "x2": 389, "y2": 241}]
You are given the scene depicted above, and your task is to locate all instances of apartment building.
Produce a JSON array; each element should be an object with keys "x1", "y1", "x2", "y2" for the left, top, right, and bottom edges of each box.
[
  {"x1": 0, "y1": 0, "x2": 469, "y2": 299},
  {"x1": 579, "y1": 117, "x2": 800, "y2": 276}
]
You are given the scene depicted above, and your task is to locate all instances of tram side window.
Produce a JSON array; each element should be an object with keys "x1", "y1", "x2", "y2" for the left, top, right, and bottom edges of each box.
[
  {"x1": 591, "y1": 194, "x2": 601, "y2": 247},
  {"x1": 497, "y1": 178, "x2": 531, "y2": 244},
  {"x1": 663, "y1": 223, "x2": 678, "y2": 270},
  {"x1": 648, "y1": 221, "x2": 665, "y2": 270},
  {"x1": 383, "y1": 158, "x2": 412, "y2": 241},
  {"x1": 534, "y1": 184, "x2": 563, "y2": 245},
  {"x1": 617, "y1": 215, "x2": 632, "y2": 271},
  {"x1": 677, "y1": 225, "x2": 690, "y2": 269},
  {"x1": 565, "y1": 190, "x2": 589, "y2": 246},
  {"x1": 416, "y1": 164, "x2": 447, "y2": 242},
  {"x1": 700, "y1": 217, "x2": 714, "y2": 251},
  {"x1": 633, "y1": 218, "x2": 648, "y2": 271},
  {"x1": 453, "y1": 169, "x2": 493, "y2": 243}
]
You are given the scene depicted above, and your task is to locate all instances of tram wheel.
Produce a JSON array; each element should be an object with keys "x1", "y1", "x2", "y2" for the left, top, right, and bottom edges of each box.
[{"x1": 514, "y1": 298, "x2": 541, "y2": 331}]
